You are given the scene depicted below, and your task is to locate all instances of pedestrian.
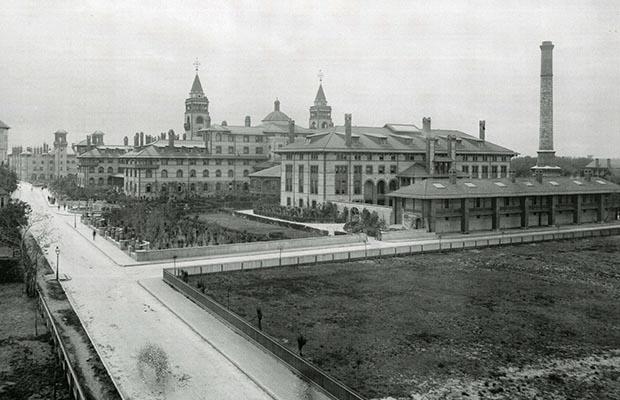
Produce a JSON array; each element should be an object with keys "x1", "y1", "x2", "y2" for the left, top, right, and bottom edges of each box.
[{"x1": 92, "y1": 229, "x2": 96, "y2": 240}]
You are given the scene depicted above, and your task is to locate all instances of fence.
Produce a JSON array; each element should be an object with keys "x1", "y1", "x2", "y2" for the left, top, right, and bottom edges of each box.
[
  {"x1": 163, "y1": 269, "x2": 365, "y2": 400},
  {"x1": 37, "y1": 289, "x2": 88, "y2": 400},
  {"x1": 174, "y1": 225, "x2": 620, "y2": 277}
]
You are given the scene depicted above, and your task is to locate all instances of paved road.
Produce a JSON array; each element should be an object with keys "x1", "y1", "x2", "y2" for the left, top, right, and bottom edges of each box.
[{"x1": 16, "y1": 183, "x2": 331, "y2": 400}]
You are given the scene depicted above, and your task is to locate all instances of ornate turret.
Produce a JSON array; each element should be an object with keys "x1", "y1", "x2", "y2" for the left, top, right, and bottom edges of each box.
[
  {"x1": 184, "y1": 59, "x2": 210, "y2": 140},
  {"x1": 309, "y1": 71, "x2": 333, "y2": 129}
]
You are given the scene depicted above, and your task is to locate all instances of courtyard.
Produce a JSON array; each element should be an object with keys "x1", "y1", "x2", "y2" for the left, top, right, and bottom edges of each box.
[{"x1": 190, "y1": 236, "x2": 620, "y2": 399}]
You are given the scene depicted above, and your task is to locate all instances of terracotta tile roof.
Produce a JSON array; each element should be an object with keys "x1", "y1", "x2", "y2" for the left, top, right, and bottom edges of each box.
[
  {"x1": 586, "y1": 159, "x2": 620, "y2": 169},
  {"x1": 388, "y1": 177, "x2": 620, "y2": 199}
]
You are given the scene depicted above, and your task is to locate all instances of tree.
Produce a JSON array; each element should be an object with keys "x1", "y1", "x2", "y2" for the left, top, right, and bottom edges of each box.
[
  {"x1": 297, "y1": 333, "x2": 307, "y2": 357},
  {"x1": 137, "y1": 343, "x2": 170, "y2": 387},
  {"x1": 0, "y1": 165, "x2": 18, "y2": 193}
]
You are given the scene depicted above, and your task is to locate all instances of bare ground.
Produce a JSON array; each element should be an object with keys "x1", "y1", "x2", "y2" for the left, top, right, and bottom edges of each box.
[{"x1": 191, "y1": 236, "x2": 620, "y2": 399}]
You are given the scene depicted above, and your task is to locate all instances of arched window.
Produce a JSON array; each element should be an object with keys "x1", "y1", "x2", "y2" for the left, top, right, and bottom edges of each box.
[
  {"x1": 146, "y1": 169, "x2": 152, "y2": 178},
  {"x1": 190, "y1": 169, "x2": 196, "y2": 177},
  {"x1": 215, "y1": 133, "x2": 222, "y2": 142},
  {"x1": 203, "y1": 170, "x2": 209, "y2": 177},
  {"x1": 321, "y1": 122, "x2": 328, "y2": 128},
  {"x1": 107, "y1": 167, "x2": 113, "y2": 174},
  {"x1": 196, "y1": 116, "x2": 204, "y2": 125},
  {"x1": 98, "y1": 166, "x2": 104, "y2": 173},
  {"x1": 88, "y1": 166, "x2": 95, "y2": 173},
  {"x1": 145, "y1": 184, "x2": 152, "y2": 193},
  {"x1": 176, "y1": 169, "x2": 183, "y2": 178},
  {"x1": 203, "y1": 182, "x2": 209, "y2": 191},
  {"x1": 216, "y1": 169, "x2": 221, "y2": 177},
  {"x1": 228, "y1": 170, "x2": 234, "y2": 178},
  {"x1": 98, "y1": 177, "x2": 104, "y2": 186},
  {"x1": 177, "y1": 184, "x2": 182, "y2": 192},
  {"x1": 190, "y1": 183, "x2": 195, "y2": 191},
  {"x1": 243, "y1": 169, "x2": 249, "y2": 177},
  {"x1": 161, "y1": 169, "x2": 168, "y2": 178},
  {"x1": 89, "y1": 177, "x2": 94, "y2": 185},
  {"x1": 215, "y1": 182, "x2": 221, "y2": 191},
  {"x1": 311, "y1": 121, "x2": 316, "y2": 129}
]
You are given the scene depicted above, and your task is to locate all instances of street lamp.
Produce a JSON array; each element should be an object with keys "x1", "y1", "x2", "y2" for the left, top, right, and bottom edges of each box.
[
  {"x1": 74, "y1": 212, "x2": 77, "y2": 228},
  {"x1": 55, "y1": 246, "x2": 60, "y2": 281}
]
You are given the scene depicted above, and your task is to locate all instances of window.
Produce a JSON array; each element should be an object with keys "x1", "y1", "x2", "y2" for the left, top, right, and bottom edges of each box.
[
  {"x1": 146, "y1": 184, "x2": 151, "y2": 193},
  {"x1": 389, "y1": 165, "x2": 397, "y2": 174},
  {"x1": 203, "y1": 159, "x2": 209, "y2": 165},
  {"x1": 98, "y1": 177, "x2": 104, "y2": 186},
  {"x1": 216, "y1": 146, "x2": 222, "y2": 154},
  {"x1": 190, "y1": 169, "x2": 196, "y2": 177},
  {"x1": 146, "y1": 170, "x2": 152, "y2": 178},
  {"x1": 228, "y1": 146, "x2": 235, "y2": 154},
  {"x1": 366, "y1": 165, "x2": 373, "y2": 174},
  {"x1": 378, "y1": 165, "x2": 385, "y2": 174},
  {"x1": 500, "y1": 165, "x2": 507, "y2": 177},
  {"x1": 88, "y1": 166, "x2": 95, "y2": 173},
  {"x1": 335, "y1": 165, "x2": 348, "y2": 195},
  {"x1": 243, "y1": 146, "x2": 249, "y2": 154},
  {"x1": 444, "y1": 199, "x2": 450, "y2": 209},
  {"x1": 298, "y1": 165, "x2": 304, "y2": 193},
  {"x1": 311, "y1": 154, "x2": 318, "y2": 160},
  {"x1": 176, "y1": 169, "x2": 183, "y2": 178},
  {"x1": 189, "y1": 159, "x2": 196, "y2": 165},
  {"x1": 161, "y1": 170, "x2": 168, "y2": 178},
  {"x1": 215, "y1": 159, "x2": 222, "y2": 165},
  {"x1": 462, "y1": 165, "x2": 469, "y2": 174},
  {"x1": 216, "y1": 182, "x2": 222, "y2": 191},
  {"x1": 228, "y1": 169, "x2": 234, "y2": 178},
  {"x1": 286, "y1": 154, "x2": 293, "y2": 160},
  {"x1": 482, "y1": 165, "x2": 489, "y2": 178},
  {"x1": 243, "y1": 169, "x2": 249, "y2": 177},
  {"x1": 299, "y1": 199, "x2": 303, "y2": 207},
  {"x1": 190, "y1": 183, "x2": 195, "y2": 191},
  {"x1": 310, "y1": 165, "x2": 319, "y2": 194},
  {"x1": 390, "y1": 154, "x2": 396, "y2": 161},
  {"x1": 491, "y1": 165, "x2": 498, "y2": 177},
  {"x1": 287, "y1": 197, "x2": 291, "y2": 206},
  {"x1": 379, "y1": 155, "x2": 384, "y2": 161},
  {"x1": 255, "y1": 147, "x2": 263, "y2": 154},
  {"x1": 472, "y1": 165, "x2": 479, "y2": 177},
  {"x1": 177, "y1": 159, "x2": 184, "y2": 165},
  {"x1": 215, "y1": 133, "x2": 222, "y2": 141},
  {"x1": 216, "y1": 169, "x2": 221, "y2": 177},
  {"x1": 161, "y1": 159, "x2": 168, "y2": 165},
  {"x1": 203, "y1": 170, "x2": 209, "y2": 177},
  {"x1": 228, "y1": 159, "x2": 234, "y2": 166},
  {"x1": 353, "y1": 165, "x2": 362, "y2": 195},
  {"x1": 243, "y1": 135, "x2": 249, "y2": 142},
  {"x1": 228, "y1": 136, "x2": 235, "y2": 142},
  {"x1": 98, "y1": 167, "x2": 104, "y2": 173},
  {"x1": 336, "y1": 153, "x2": 347, "y2": 161},
  {"x1": 285, "y1": 164, "x2": 293, "y2": 192},
  {"x1": 107, "y1": 167, "x2": 113, "y2": 174},
  {"x1": 255, "y1": 136, "x2": 263, "y2": 143},
  {"x1": 203, "y1": 183, "x2": 209, "y2": 191}
]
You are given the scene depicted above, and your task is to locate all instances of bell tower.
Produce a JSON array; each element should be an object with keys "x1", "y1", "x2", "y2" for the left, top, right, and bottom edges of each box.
[
  {"x1": 184, "y1": 59, "x2": 210, "y2": 140},
  {"x1": 309, "y1": 70, "x2": 333, "y2": 129}
]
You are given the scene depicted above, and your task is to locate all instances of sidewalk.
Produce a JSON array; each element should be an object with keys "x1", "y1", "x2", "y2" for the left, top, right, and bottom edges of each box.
[{"x1": 139, "y1": 277, "x2": 331, "y2": 400}]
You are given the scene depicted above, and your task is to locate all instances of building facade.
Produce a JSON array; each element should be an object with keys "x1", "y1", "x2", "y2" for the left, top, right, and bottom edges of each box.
[
  {"x1": 8, "y1": 130, "x2": 77, "y2": 184},
  {"x1": 0, "y1": 120, "x2": 9, "y2": 166},
  {"x1": 276, "y1": 114, "x2": 515, "y2": 209},
  {"x1": 388, "y1": 173, "x2": 620, "y2": 233}
]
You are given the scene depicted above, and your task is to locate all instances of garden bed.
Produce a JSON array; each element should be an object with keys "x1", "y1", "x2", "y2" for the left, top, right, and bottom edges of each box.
[
  {"x1": 195, "y1": 212, "x2": 319, "y2": 240},
  {"x1": 189, "y1": 236, "x2": 620, "y2": 399}
]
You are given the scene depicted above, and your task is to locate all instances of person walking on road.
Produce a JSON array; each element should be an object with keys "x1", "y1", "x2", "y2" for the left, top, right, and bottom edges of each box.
[{"x1": 92, "y1": 229, "x2": 96, "y2": 240}]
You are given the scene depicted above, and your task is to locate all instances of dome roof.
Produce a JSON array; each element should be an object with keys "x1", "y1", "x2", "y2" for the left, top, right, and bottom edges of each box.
[
  {"x1": 92, "y1": 130, "x2": 105, "y2": 136},
  {"x1": 54, "y1": 129, "x2": 68, "y2": 134},
  {"x1": 262, "y1": 98, "x2": 291, "y2": 123}
]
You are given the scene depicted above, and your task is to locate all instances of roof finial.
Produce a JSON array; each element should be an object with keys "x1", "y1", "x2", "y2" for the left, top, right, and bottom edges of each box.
[
  {"x1": 193, "y1": 58, "x2": 201, "y2": 73},
  {"x1": 317, "y1": 69, "x2": 324, "y2": 84}
]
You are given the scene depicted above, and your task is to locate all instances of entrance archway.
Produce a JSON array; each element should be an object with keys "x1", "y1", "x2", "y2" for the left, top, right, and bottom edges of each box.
[
  {"x1": 376, "y1": 180, "x2": 386, "y2": 206},
  {"x1": 363, "y1": 180, "x2": 375, "y2": 204}
]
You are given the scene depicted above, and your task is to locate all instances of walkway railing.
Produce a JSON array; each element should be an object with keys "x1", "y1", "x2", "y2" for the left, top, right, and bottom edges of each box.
[
  {"x1": 37, "y1": 288, "x2": 88, "y2": 400},
  {"x1": 163, "y1": 269, "x2": 366, "y2": 400}
]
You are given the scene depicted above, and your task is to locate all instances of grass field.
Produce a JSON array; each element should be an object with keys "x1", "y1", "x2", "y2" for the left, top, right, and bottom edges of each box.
[
  {"x1": 191, "y1": 236, "x2": 620, "y2": 399},
  {"x1": 196, "y1": 212, "x2": 319, "y2": 239}
]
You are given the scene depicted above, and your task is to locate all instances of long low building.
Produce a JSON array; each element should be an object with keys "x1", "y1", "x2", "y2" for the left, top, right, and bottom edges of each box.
[{"x1": 388, "y1": 172, "x2": 620, "y2": 233}]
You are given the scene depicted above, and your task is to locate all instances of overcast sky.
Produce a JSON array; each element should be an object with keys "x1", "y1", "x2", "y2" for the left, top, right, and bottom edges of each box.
[{"x1": 2, "y1": 0, "x2": 619, "y2": 157}]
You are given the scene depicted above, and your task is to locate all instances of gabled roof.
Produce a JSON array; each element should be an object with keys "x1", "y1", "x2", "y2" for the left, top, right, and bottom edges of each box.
[
  {"x1": 585, "y1": 159, "x2": 620, "y2": 169},
  {"x1": 388, "y1": 177, "x2": 620, "y2": 199},
  {"x1": 396, "y1": 163, "x2": 431, "y2": 178},
  {"x1": 249, "y1": 164, "x2": 280, "y2": 178},
  {"x1": 190, "y1": 74, "x2": 204, "y2": 95},
  {"x1": 77, "y1": 146, "x2": 132, "y2": 158},
  {"x1": 277, "y1": 125, "x2": 516, "y2": 154},
  {"x1": 0, "y1": 120, "x2": 10, "y2": 129}
]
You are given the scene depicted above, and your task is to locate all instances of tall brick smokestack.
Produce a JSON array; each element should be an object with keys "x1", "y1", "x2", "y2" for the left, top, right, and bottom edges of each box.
[{"x1": 537, "y1": 41, "x2": 555, "y2": 167}]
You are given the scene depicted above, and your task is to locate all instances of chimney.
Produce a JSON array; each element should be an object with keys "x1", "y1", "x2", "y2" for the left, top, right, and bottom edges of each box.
[
  {"x1": 86, "y1": 135, "x2": 91, "y2": 150},
  {"x1": 607, "y1": 158, "x2": 612, "y2": 170},
  {"x1": 345, "y1": 113, "x2": 352, "y2": 147},
  {"x1": 537, "y1": 41, "x2": 556, "y2": 167},
  {"x1": 245, "y1": 116, "x2": 251, "y2": 127},
  {"x1": 204, "y1": 130, "x2": 210, "y2": 154},
  {"x1": 123, "y1": 136, "x2": 128, "y2": 146},
  {"x1": 422, "y1": 117, "x2": 431, "y2": 135},
  {"x1": 221, "y1": 121, "x2": 227, "y2": 127},
  {"x1": 584, "y1": 169, "x2": 592, "y2": 182},
  {"x1": 134, "y1": 133, "x2": 139, "y2": 147},
  {"x1": 479, "y1": 120, "x2": 486, "y2": 141},
  {"x1": 509, "y1": 170, "x2": 516, "y2": 183},
  {"x1": 595, "y1": 158, "x2": 600, "y2": 168},
  {"x1": 274, "y1": 98, "x2": 280, "y2": 112},
  {"x1": 447, "y1": 134, "x2": 457, "y2": 161},
  {"x1": 206, "y1": 116, "x2": 211, "y2": 128},
  {"x1": 535, "y1": 169, "x2": 544, "y2": 184},
  {"x1": 168, "y1": 129, "x2": 175, "y2": 148},
  {"x1": 288, "y1": 120, "x2": 296, "y2": 144},
  {"x1": 448, "y1": 168, "x2": 457, "y2": 184},
  {"x1": 139, "y1": 132, "x2": 144, "y2": 147}
]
